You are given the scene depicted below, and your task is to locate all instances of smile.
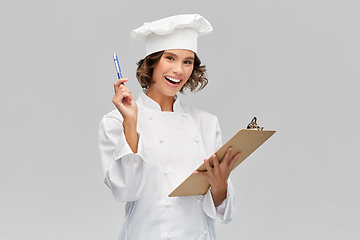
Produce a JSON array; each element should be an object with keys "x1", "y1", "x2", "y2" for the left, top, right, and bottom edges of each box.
[{"x1": 165, "y1": 76, "x2": 182, "y2": 84}]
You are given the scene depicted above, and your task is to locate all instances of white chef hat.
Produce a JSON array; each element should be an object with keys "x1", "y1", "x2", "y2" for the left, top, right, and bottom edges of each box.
[{"x1": 130, "y1": 14, "x2": 213, "y2": 56}]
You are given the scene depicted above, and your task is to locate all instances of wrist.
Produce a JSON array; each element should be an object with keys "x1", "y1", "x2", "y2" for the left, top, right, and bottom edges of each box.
[
  {"x1": 211, "y1": 187, "x2": 227, "y2": 197},
  {"x1": 211, "y1": 187, "x2": 227, "y2": 208},
  {"x1": 123, "y1": 117, "x2": 137, "y2": 128},
  {"x1": 211, "y1": 181, "x2": 228, "y2": 196},
  {"x1": 123, "y1": 118, "x2": 138, "y2": 154},
  {"x1": 212, "y1": 180, "x2": 228, "y2": 193}
]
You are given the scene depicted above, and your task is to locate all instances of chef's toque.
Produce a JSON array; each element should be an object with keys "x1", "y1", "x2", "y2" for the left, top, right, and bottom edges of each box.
[{"x1": 130, "y1": 14, "x2": 213, "y2": 56}]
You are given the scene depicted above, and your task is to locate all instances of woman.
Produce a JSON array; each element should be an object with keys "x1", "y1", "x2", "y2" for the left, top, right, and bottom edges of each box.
[{"x1": 99, "y1": 14, "x2": 241, "y2": 240}]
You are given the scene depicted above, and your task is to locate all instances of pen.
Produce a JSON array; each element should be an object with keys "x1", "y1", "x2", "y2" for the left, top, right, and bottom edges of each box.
[{"x1": 113, "y1": 53, "x2": 122, "y2": 79}]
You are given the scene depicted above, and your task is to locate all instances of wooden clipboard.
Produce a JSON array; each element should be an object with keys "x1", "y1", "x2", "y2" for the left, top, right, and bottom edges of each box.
[{"x1": 169, "y1": 117, "x2": 276, "y2": 197}]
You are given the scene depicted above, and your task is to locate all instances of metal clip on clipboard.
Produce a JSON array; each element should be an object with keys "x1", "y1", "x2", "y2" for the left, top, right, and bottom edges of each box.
[{"x1": 247, "y1": 117, "x2": 264, "y2": 130}]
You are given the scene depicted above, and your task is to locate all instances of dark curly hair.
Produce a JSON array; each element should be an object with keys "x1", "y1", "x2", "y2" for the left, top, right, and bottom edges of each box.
[{"x1": 136, "y1": 51, "x2": 208, "y2": 93}]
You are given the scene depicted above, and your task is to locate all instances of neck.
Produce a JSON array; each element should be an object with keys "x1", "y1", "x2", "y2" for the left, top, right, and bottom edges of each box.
[{"x1": 146, "y1": 89, "x2": 175, "y2": 112}]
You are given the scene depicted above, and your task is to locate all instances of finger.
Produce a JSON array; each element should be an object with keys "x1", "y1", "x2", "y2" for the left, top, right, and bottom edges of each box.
[
  {"x1": 123, "y1": 88, "x2": 134, "y2": 104},
  {"x1": 220, "y1": 147, "x2": 232, "y2": 166},
  {"x1": 114, "y1": 85, "x2": 133, "y2": 103},
  {"x1": 203, "y1": 159, "x2": 213, "y2": 173},
  {"x1": 194, "y1": 170, "x2": 206, "y2": 176},
  {"x1": 127, "y1": 95, "x2": 133, "y2": 105},
  {"x1": 120, "y1": 84, "x2": 132, "y2": 96},
  {"x1": 121, "y1": 92, "x2": 133, "y2": 105},
  {"x1": 212, "y1": 154, "x2": 220, "y2": 168},
  {"x1": 113, "y1": 86, "x2": 128, "y2": 100},
  {"x1": 121, "y1": 86, "x2": 133, "y2": 105},
  {"x1": 119, "y1": 78, "x2": 129, "y2": 85},
  {"x1": 228, "y1": 152, "x2": 241, "y2": 171},
  {"x1": 113, "y1": 78, "x2": 129, "y2": 92},
  {"x1": 113, "y1": 79, "x2": 124, "y2": 90},
  {"x1": 113, "y1": 89, "x2": 132, "y2": 106}
]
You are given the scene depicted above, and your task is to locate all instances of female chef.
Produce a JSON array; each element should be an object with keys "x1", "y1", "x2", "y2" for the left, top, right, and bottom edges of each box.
[{"x1": 99, "y1": 14, "x2": 241, "y2": 240}]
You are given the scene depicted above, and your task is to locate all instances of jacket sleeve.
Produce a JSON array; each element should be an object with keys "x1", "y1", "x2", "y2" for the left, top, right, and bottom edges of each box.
[
  {"x1": 201, "y1": 116, "x2": 235, "y2": 223},
  {"x1": 202, "y1": 180, "x2": 235, "y2": 223},
  {"x1": 99, "y1": 113, "x2": 146, "y2": 202}
]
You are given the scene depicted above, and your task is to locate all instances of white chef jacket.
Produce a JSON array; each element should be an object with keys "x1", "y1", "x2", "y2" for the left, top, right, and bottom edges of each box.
[{"x1": 99, "y1": 91, "x2": 235, "y2": 240}]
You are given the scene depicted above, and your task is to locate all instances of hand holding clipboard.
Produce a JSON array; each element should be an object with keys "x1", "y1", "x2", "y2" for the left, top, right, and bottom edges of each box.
[{"x1": 169, "y1": 117, "x2": 276, "y2": 197}]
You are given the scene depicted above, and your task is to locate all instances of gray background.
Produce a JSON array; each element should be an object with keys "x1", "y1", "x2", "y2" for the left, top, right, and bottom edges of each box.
[{"x1": 1, "y1": 0, "x2": 359, "y2": 239}]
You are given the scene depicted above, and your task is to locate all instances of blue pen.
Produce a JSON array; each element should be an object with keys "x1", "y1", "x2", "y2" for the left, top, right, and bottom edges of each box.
[{"x1": 113, "y1": 53, "x2": 123, "y2": 79}]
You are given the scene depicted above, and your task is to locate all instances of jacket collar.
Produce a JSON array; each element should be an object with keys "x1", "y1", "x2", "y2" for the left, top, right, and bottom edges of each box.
[{"x1": 137, "y1": 91, "x2": 183, "y2": 113}]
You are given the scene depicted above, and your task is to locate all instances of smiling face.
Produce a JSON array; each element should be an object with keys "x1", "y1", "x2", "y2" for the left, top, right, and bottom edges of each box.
[{"x1": 146, "y1": 49, "x2": 195, "y2": 103}]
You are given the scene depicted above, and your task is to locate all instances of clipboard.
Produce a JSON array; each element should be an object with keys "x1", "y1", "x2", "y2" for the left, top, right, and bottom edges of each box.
[{"x1": 169, "y1": 117, "x2": 276, "y2": 197}]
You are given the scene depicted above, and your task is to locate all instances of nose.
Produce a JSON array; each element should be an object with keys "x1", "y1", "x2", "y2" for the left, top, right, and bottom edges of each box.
[{"x1": 172, "y1": 62, "x2": 183, "y2": 75}]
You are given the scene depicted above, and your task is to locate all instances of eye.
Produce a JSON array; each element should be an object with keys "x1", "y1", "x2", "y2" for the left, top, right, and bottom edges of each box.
[
  {"x1": 184, "y1": 60, "x2": 193, "y2": 65},
  {"x1": 166, "y1": 56, "x2": 174, "y2": 61}
]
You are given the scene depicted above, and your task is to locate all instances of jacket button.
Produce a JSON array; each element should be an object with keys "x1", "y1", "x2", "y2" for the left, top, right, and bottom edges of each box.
[
  {"x1": 202, "y1": 231, "x2": 207, "y2": 235},
  {"x1": 167, "y1": 234, "x2": 172, "y2": 239},
  {"x1": 183, "y1": 114, "x2": 187, "y2": 118},
  {"x1": 164, "y1": 169, "x2": 168, "y2": 175},
  {"x1": 149, "y1": 115, "x2": 153, "y2": 120},
  {"x1": 159, "y1": 138, "x2": 163, "y2": 143},
  {"x1": 165, "y1": 201, "x2": 170, "y2": 207},
  {"x1": 194, "y1": 137, "x2": 199, "y2": 143}
]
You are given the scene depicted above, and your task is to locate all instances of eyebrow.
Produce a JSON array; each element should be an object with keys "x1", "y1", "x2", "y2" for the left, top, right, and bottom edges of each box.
[{"x1": 164, "y1": 51, "x2": 195, "y2": 60}]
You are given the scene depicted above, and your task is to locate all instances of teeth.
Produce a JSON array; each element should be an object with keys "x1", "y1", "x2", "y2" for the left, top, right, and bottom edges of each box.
[{"x1": 166, "y1": 76, "x2": 181, "y2": 83}]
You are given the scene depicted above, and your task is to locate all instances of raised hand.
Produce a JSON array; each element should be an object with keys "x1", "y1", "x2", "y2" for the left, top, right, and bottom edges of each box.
[
  {"x1": 112, "y1": 78, "x2": 139, "y2": 153},
  {"x1": 112, "y1": 78, "x2": 138, "y2": 122}
]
